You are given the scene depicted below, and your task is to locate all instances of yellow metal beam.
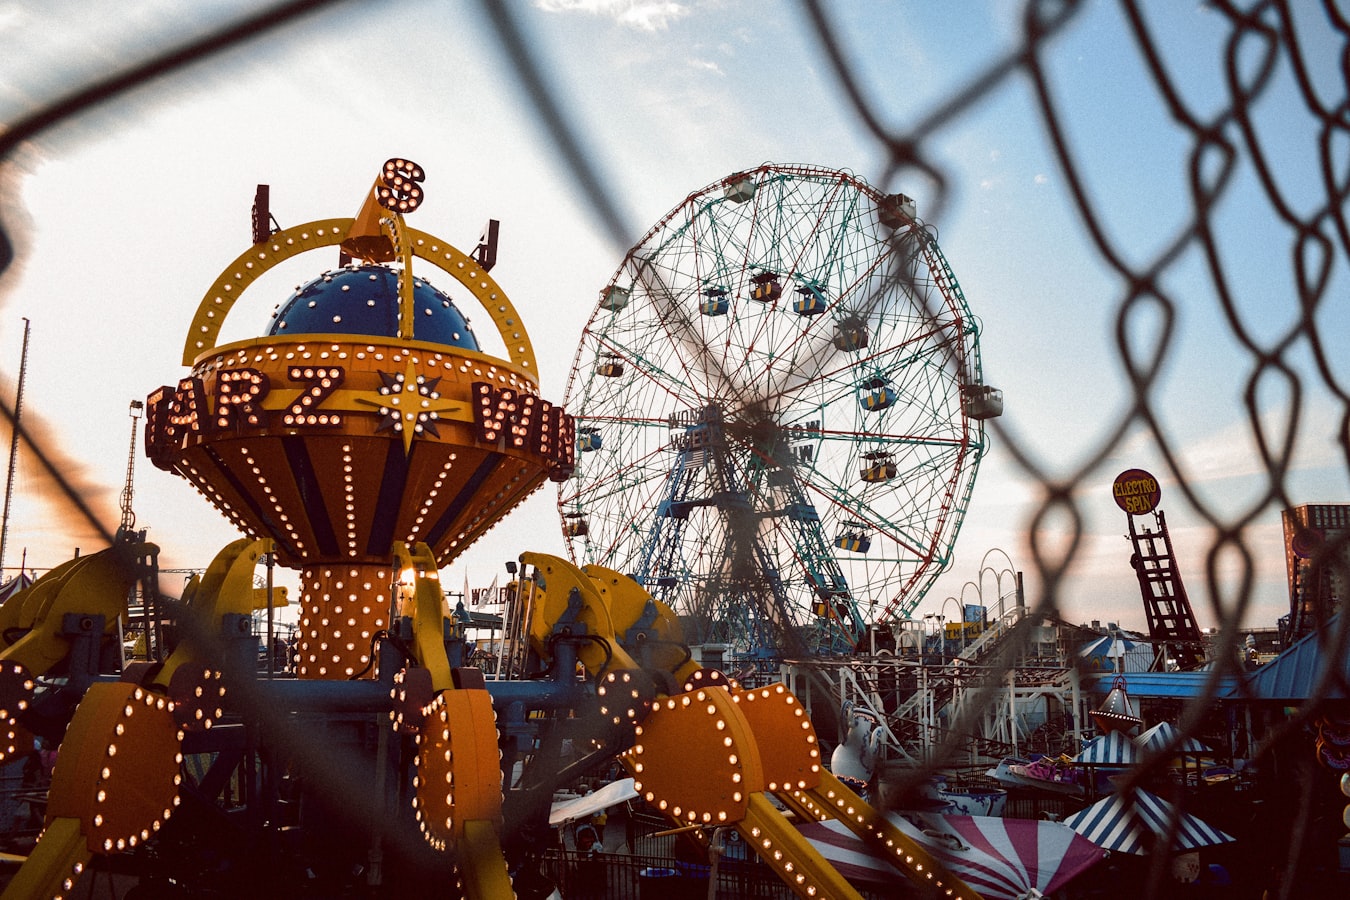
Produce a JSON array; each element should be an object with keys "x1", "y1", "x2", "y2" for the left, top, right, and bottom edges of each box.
[
  {"x1": 518, "y1": 553, "x2": 641, "y2": 676},
  {"x1": 154, "y1": 538, "x2": 272, "y2": 689},
  {"x1": 457, "y1": 819, "x2": 516, "y2": 900},
  {"x1": 799, "y1": 771, "x2": 983, "y2": 900},
  {"x1": 0, "y1": 817, "x2": 89, "y2": 900},
  {"x1": 739, "y1": 793, "x2": 864, "y2": 900},
  {"x1": 182, "y1": 219, "x2": 538, "y2": 377},
  {"x1": 0, "y1": 556, "x2": 81, "y2": 639},
  {"x1": 0, "y1": 544, "x2": 149, "y2": 675},
  {"x1": 581, "y1": 563, "x2": 696, "y2": 682},
  {"x1": 393, "y1": 541, "x2": 454, "y2": 692}
]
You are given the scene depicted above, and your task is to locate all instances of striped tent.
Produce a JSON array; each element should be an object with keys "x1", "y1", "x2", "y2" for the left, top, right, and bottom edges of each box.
[
  {"x1": 0, "y1": 572, "x2": 33, "y2": 602},
  {"x1": 1075, "y1": 730, "x2": 1139, "y2": 765},
  {"x1": 1078, "y1": 633, "x2": 1151, "y2": 673},
  {"x1": 1063, "y1": 787, "x2": 1235, "y2": 855},
  {"x1": 1137, "y1": 720, "x2": 1212, "y2": 756},
  {"x1": 799, "y1": 813, "x2": 1103, "y2": 899}
]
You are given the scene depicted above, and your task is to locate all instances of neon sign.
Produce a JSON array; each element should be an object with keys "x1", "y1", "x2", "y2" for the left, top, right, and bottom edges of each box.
[
  {"x1": 471, "y1": 382, "x2": 574, "y2": 473},
  {"x1": 147, "y1": 371, "x2": 573, "y2": 474},
  {"x1": 1112, "y1": 468, "x2": 1161, "y2": 516},
  {"x1": 375, "y1": 158, "x2": 425, "y2": 214},
  {"x1": 283, "y1": 367, "x2": 343, "y2": 427}
]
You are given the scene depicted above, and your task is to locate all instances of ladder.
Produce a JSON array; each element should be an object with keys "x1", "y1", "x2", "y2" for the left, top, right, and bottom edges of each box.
[{"x1": 1128, "y1": 509, "x2": 1204, "y2": 670}]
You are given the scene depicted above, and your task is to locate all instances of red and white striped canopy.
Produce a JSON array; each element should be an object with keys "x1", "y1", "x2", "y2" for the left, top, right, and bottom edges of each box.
[{"x1": 798, "y1": 812, "x2": 1105, "y2": 900}]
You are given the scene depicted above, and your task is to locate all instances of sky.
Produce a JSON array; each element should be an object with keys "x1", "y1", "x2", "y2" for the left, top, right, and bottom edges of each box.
[{"x1": 0, "y1": 0, "x2": 1345, "y2": 636}]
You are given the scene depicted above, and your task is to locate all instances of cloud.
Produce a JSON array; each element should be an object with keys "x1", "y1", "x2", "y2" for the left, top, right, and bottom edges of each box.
[
  {"x1": 535, "y1": 0, "x2": 690, "y2": 32},
  {"x1": 1175, "y1": 398, "x2": 1346, "y2": 487},
  {"x1": 687, "y1": 57, "x2": 722, "y2": 74},
  {"x1": 0, "y1": 7, "x2": 25, "y2": 34},
  {"x1": 4, "y1": 401, "x2": 121, "y2": 555}
]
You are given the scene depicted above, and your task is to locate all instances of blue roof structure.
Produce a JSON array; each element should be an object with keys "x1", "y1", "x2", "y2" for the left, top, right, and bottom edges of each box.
[
  {"x1": 1083, "y1": 671, "x2": 1238, "y2": 700},
  {"x1": 1083, "y1": 619, "x2": 1350, "y2": 702},
  {"x1": 1244, "y1": 617, "x2": 1350, "y2": 700}
]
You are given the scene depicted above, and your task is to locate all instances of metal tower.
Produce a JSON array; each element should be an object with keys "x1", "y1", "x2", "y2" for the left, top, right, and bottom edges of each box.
[
  {"x1": 0, "y1": 318, "x2": 30, "y2": 575},
  {"x1": 1127, "y1": 509, "x2": 1203, "y2": 670},
  {"x1": 118, "y1": 400, "x2": 144, "y2": 537}
]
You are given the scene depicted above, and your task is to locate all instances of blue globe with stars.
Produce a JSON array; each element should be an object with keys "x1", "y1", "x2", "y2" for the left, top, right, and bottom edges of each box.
[{"x1": 267, "y1": 264, "x2": 480, "y2": 349}]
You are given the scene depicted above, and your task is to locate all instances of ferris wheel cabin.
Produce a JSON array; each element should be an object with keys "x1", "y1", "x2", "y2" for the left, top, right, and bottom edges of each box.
[
  {"x1": 878, "y1": 192, "x2": 918, "y2": 229},
  {"x1": 962, "y1": 383, "x2": 1004, "y2": 420},
  {"x1": 792, "y1": 283, "x2": 828, "y2": 315},
  {"x1": 835, "y1": 522, "x2": 873, "y2": 553},
  {"x1": 701, "y1": 285, "x2": 730, "y2": 316},
  {"x1": 723, "y1": 171, "x2": 757, "y2": 202},
  {"x1": 600, "y1": 284, "x2": 630, "y2": 311},
  {"x1": 750, "y1": 271, "x2": 782, "y2": 302},
  {"x1": 595, "y1": 352, "x2": 624, "y2": 378},
  {"x1": 860, "y1": 376, "x2": 897, "y2": 411},
  {"x1": 562, "y1": 511, "x2": 589, "y2": 537},
  {"x1": 860, "y1": 450, "x2": 898, "y2": 483},
  {"x1": 833, "y1": 315, "x2": 869, "y2": 352},
  {"x1": 577, "y1": 426, "x2": 602, "y2": 452}
]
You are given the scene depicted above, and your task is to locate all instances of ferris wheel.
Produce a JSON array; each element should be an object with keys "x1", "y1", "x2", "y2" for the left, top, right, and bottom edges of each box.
[{"x1": 559, "y1": 164, "x2": 1000, "y2": 656}]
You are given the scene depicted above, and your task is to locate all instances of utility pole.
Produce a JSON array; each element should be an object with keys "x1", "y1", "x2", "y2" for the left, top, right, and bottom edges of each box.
[{"x1": 1, "y1": 318, "x2": 31, "y2": 575}]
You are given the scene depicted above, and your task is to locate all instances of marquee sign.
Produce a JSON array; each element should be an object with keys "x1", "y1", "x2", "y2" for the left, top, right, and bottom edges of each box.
[
  {"x1": 146, "y1": 369, "x2": 573, "y2": 473},
  {"x1": 1112, "y1": 468, "x2": 1161, "y2": 516}
]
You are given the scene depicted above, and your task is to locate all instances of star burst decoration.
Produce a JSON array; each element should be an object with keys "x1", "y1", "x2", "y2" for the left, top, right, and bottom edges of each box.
[{"x1": 369, "y1": 358, "x2": 462, "y2": 453}]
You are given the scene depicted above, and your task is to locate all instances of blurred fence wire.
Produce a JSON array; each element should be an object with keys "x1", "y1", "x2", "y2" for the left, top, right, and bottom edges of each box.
[{"x1": 0, "y1": 1, "x2": 1348, "y2": 898}]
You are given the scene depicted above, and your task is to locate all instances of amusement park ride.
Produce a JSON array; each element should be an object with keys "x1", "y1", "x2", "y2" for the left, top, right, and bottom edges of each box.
[
  {"x1": 561, "y1": 164, "x2": 1001, "y2": 659},
  {"x1": 0, "y1": 161, "x2": 988, "y2": 898},
  {"x1": 1112, "y1": 469, "x2": 1204, "y2": 671}
]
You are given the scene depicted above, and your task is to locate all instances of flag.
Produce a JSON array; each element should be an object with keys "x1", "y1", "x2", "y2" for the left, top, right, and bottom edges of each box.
[
  {"x1": 464, "y1": 570, "x2": 473, "y2": 606},
  {"x1": 486, "y1": 575, "x2": 499, "y2": 607}
]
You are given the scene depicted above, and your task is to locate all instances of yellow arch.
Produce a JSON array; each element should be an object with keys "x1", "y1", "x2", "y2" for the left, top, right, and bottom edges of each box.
[{"x1": 181, "y1": 218, "x2": 537, "y2": 378}]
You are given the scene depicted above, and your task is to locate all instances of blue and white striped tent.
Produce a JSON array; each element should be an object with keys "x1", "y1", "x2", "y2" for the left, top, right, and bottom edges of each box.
[
  {"x1": 1078, "y1": 633, "x2": 1151, "y2": 673},
  {"x1": 0, "y1": 571, "x2": 32, "y2": 602},
  {"x1": 1063, "y1": 787, "x2": 1235, "y2": 855},
  {"x1": 1137, "y1": 720, "x2": 1212, "y2": 756},
  {"x1": 1075, "y1": 730, "x2": 1139, "y2": 765}
]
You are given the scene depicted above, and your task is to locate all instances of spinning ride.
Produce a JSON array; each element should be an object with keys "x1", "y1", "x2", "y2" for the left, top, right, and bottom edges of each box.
[
  {"x1": 561, "y1": 164, "x2": 999, "y2": 656},
  {"x1": 150, "y1": 159, "x2": 572, "y2": 680}
]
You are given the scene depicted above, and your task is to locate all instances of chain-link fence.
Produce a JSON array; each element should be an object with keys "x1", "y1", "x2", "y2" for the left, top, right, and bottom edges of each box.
[{"x1": 0, "y1": 1, "x2": 1347, "y2": 898}]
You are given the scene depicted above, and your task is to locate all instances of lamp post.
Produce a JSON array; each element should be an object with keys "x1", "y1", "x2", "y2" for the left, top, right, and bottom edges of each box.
[
  {"x1": 975, "y1": 548, "x2": 1020, "y2": 618},
  {"x1": 923, "y1": 612, "x2": 945, "y2": 660},
  {"x1": 495, "y1": 559, "x2": 521, "y2": 680}
]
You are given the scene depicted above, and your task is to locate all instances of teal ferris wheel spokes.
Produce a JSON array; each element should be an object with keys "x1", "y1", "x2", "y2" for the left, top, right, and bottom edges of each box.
[{"x1": 560, "y1": 164, "x2": 1000, "y2": 657}]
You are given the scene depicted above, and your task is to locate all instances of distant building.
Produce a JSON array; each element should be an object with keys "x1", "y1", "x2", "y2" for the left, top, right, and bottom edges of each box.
[{"x1": 1281, "y1": 503, "x2": 1350, "y2": 645}]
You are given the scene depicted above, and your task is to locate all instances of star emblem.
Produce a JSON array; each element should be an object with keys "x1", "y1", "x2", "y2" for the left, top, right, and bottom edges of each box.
[{"x1": 353, "y1": 357, "x2": 464, "y2": 454}]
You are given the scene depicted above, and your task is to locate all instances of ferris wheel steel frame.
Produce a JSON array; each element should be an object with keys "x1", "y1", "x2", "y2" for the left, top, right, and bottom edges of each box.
[{"x1": 561, "y1": 163, "x2": 996, "y2": 657}]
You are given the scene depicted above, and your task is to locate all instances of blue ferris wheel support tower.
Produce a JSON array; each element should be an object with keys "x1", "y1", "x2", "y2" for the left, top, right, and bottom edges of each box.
[{"x1": 631, "y1": 404, "x2": 865, "y2": 656}]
